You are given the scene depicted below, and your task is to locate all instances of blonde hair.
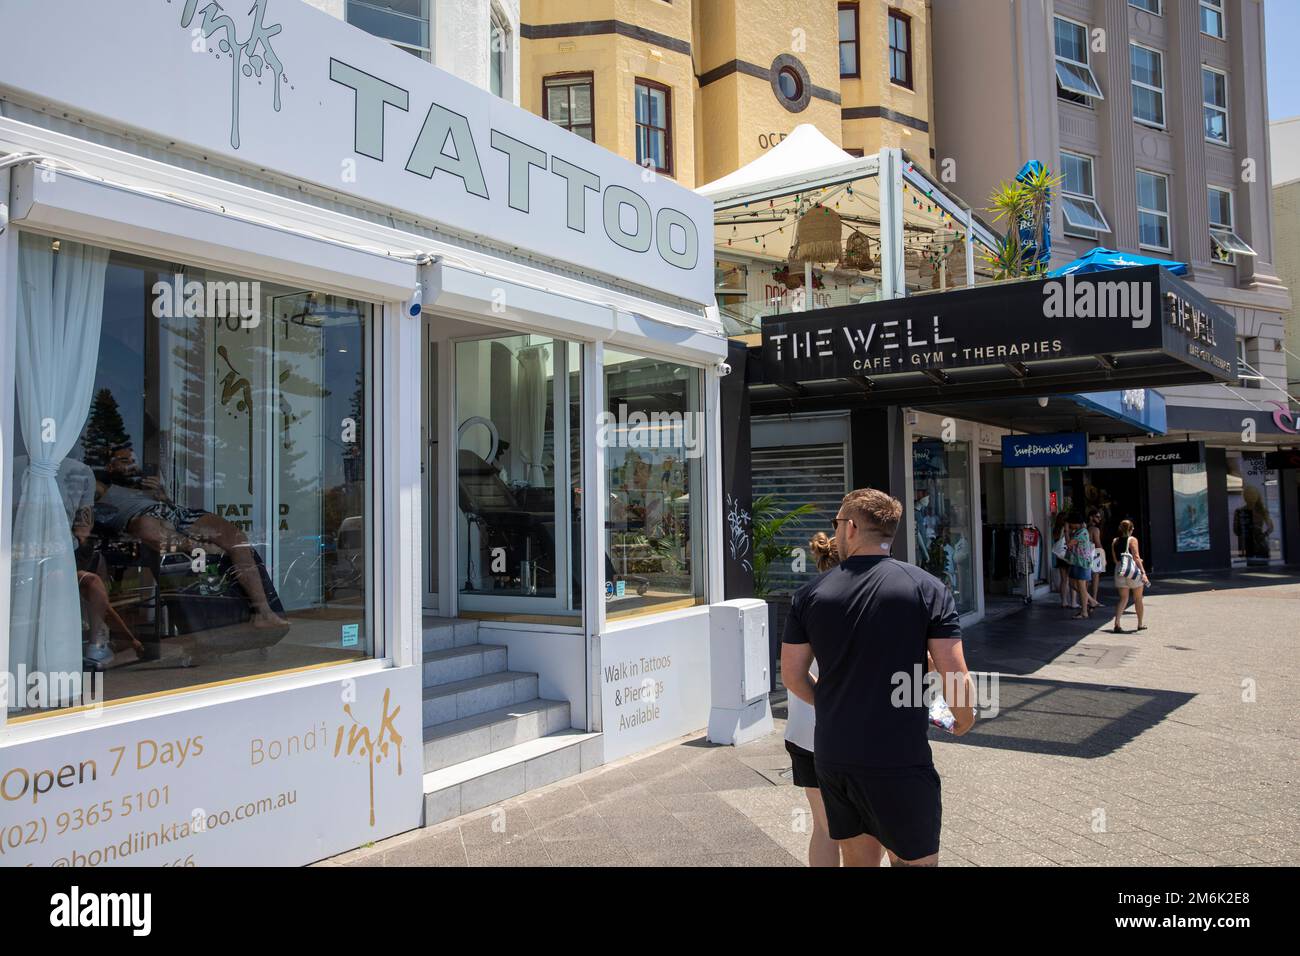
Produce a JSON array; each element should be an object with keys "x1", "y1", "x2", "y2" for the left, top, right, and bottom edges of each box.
[
  {"x1": 809, "y1": 531, "x2": 839, "y2": 572},
  {"x1": 839, "y1": 487, "x2": 903, "y2": 538},
  {"x1": 1117, "y1": 519, "x2": 1134, "y2": 536}
]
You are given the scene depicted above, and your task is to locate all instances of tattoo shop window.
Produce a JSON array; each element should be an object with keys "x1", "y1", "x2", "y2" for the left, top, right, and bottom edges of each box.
[
  {"x1": 6, "y1": 235, "x2": 375, "y2": 715},
  {"x1": 602, "y1": 349, "x2": 704, "y2": 619}
]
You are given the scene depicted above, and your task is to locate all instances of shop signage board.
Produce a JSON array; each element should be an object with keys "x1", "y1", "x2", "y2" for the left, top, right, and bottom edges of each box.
[
  {"x1": 1136, "y1": 441, "x2": 1206, "y2": 467},
  {"x1": 0, "y1": 0, "x2": 714, "y2": 305},
  {"x1": 1078, "y1": 442, "x2": 1137, "y2": 469},
  {"x1": 758, "y1": 267, "x2": 1237, "y2": 403},
  {"x1": 0, "y1": 666, "x2": 422, "y2": 866},
  {"x1": 1071, "y1": 389, "x2": 1168, "y2": 435},
  {"x1": 1264, "y1": 449, "x2": 1300, "y2": 470},
  {"x1": 1001, "y1": 432, "x2": 1089, "y2": 468},
  {"x1": 599, "y1": 612, "x2": 711, "y2": 763}
]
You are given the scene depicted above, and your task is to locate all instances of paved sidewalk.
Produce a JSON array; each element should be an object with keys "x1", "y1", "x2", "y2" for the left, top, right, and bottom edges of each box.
[{"x1": 323, "y1": 571, "x2": 1300, "y2": 866}]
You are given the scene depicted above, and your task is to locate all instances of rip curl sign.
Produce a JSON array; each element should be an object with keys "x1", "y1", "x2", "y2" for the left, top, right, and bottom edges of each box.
[{"x1": 1271, "y1": 401, "x2": 1300, "y2": 436}]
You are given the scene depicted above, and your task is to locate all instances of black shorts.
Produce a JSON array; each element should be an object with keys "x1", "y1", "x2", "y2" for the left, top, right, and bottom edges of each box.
[
  {"x1": 815, "y1": 762, "x2": 942, "y2": 861},
  {"x1": 785, "y1": 740, "x2": 818, "y2": 788},
  {"x1": 1054, "y1": 557, "x2": 1070, "y2": 570}
]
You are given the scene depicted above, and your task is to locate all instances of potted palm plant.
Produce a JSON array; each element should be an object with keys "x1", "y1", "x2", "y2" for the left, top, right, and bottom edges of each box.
[
  {"x1": 750, "y1": 494, "x2": 816, "y2": 691},
  {"x1": 982, "y1": 163, "x2": 1062, "y2": 279}
]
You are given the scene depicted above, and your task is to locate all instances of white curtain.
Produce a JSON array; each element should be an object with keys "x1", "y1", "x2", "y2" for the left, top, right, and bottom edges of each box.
[
  {"x1": 511, "y1": 345, "x2": 549, "y2": 488},
  {"x1": 9, "y1": 235, "x2": 109, "y2": 705}
]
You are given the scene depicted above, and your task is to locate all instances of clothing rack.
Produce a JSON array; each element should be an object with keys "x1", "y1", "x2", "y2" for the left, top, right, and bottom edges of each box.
[{"x1": 983, "y1": 523, "x2": 1044, "y2": 604}]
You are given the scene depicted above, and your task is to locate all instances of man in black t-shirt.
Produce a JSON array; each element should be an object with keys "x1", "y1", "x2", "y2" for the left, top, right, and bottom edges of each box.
[{"x1": 782, "y1": 487, "x2": 976, "y2": 867}]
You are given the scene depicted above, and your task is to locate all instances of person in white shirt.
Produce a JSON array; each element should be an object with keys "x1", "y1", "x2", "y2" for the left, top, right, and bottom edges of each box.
[{"x1": 783, "y1": 532, "x2": 840, "y2": 867}]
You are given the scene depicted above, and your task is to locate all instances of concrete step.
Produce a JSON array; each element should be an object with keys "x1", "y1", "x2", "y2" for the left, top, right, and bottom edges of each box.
[
  {"x1": 422, "y1": 730, "x2": 603, "y2": 827},
  {"x1": 421, "y1": 616, "x2": 480, "y2": 653},
  {"x1": 422, "y1": 643, "x2": 508, "y2": 687},
  {"x1": 421, "y1": 670, "x2": 539, "y2": 728},
  {"x1": 422, "y1": 697, "x2": 571, "y2": 772}
]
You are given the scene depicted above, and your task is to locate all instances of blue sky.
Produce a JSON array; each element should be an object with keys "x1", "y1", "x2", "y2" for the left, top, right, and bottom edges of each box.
[{"x1": 1265, "y1": 0, "x2": 1300, "y2": 121}]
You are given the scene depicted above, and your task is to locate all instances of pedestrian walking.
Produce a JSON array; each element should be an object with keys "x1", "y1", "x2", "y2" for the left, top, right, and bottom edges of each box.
[
  {"x1": 1051, "y1": 512, "x2": 1075, "y2": 609},
  {"x1": 1087, "y1": 510, "x2": 1106, "y2": 609},
  {"x1": 781, "y1": 488, "x2": 977, "y2": 867},
  {"x1": 1110, "y1": 519, "x2": 1149, "y2": 633},
  {"x1": 1066, "y1": 515, "x2": 1095, "y2": 619}
]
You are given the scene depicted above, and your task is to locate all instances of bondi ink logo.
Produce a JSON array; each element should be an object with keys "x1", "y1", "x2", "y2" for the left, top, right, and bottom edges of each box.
[
  {"x1": 1042, "y1": 273, "x2": 1151, "y2": 328},
  {"x1": 179, "y1": 0, "x2": 288, "y2": 150}
]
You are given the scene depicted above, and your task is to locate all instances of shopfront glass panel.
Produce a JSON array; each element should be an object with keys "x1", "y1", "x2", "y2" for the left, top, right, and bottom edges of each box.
[
  {"x1": 1173, "y1": 463, "x2": 1211, "y2": 552},
  {"x1": 912, "y1": 438, "x2": 975, "y2": 614},
  {"x1": 455, "y1": 334, "x2": 580, "y2": 620},
  {"x1": 1226, "y1": 451, "x2": 1282, "y2": 565},
  {"x1": 7, "y1": 235, "x2": 374, "y2": 714},
  {"x1": 602, "y1": 350, "x2": 703, "y2": 619}
]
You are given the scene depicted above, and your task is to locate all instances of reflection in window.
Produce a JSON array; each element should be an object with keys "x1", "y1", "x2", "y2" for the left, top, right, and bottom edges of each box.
[
  {"x1": 1136, "y1": 169, "x2": 1170, "y2": 251},
  {"x1": 1054, "y1": 16, "x2": 1103, "y2": 103},
  {"x1": 1203, "y1": 67, "x2": 1229, "y2": 143},
  {"x1": 544, "y1": 73, "x2": 594, "y2": 141},
  {"x1": 838, "y1": 3, "x2": 859, "y2": 78},
  {"x1": 634, "y1": 79, "x2": 672, "y2": 175},
  {"x1": 456, "y1": 335, "x2": 581, "y2": 621},
  {"x1": 8, "y1": 235, "x2": 373, "y2": 713},
  {"x1": 1130, "y1": 44, "x2": 1165, "y2": 127},
  {"x1": 888, "y1": 10, "x2": 912, "y2": 88},
  {"x1": 603, "y1": 350, "x2": 703, "y2": 619},
  {"x1": 912, "y1": 438, "x2": 975, "y2": 615},
  {"x1": 347, "y1": 0, "x2": 431, "y2": 61},
  {"x1": 1226, "y1": 452, "x2": 1281, "y2": 566}
]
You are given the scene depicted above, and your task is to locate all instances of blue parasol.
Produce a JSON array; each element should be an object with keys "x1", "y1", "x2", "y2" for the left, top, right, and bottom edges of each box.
[{"x1": 1049, "y1": 246, "x2": 1188, "y2": 277}]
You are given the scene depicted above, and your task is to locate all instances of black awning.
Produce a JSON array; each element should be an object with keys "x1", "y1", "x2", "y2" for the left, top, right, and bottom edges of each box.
[{"x1": 751, "y1": 266, "x2": 1236, "y2": 413}]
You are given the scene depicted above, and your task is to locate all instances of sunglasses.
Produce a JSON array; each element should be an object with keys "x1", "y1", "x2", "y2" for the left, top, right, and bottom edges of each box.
[{"x1": 831, "y1": 516, "x2": 855, "y2": 530}]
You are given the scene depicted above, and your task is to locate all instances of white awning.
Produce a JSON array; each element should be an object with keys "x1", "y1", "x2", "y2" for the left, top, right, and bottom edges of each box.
[{"x1": 698, "y1": 124, "x2": 878, "y2": 209}]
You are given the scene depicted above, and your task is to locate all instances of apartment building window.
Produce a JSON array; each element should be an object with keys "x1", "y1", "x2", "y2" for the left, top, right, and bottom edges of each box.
[
  {"x1": 1054, "y1": 17, "x2": 1104, "y2": 102},
  {"x1": 1060, "y1": 151, "x2": 1111, "y2": 240},
  {"x1": 635, "y1": 79, "x2": 672, "y2": 175},
  {"x1": 543, "y1": 74, "x2": 594, "y2": 141},
  {"x1": 1203, "y1": 67, "x2": 1230, "y2": 144},
  {"x1": 888, "y1": 10, "x2": 913, "y2": 89},
  {"x1": 1130, "y1": 44, "x2": 1165, "y2": 128},
  {"x1": 1200, "y1": 0, "x2": 1225, "y2": 39},
  {"x1": 1237, "y1": 337, "x2": 1261, "y2": 386},
  {"x1": 1208, "y1": 187, "x2": 1257, "y2": 263},
  {"x1": 1136, "y1": 170, "x2": 1170, "y2": 251},
  {"x1": 839, "y1": 3, "x2": 860, "y2": 78},
  {"x1": 1129, "y1": 0, "x2": 1161, "y2": 12},
  {"x1": 489, "y1": 9, "x2": 510, "y2": 98},
  {"x1": 346, "y1": 0, "x2": 431, "y2": 61}
]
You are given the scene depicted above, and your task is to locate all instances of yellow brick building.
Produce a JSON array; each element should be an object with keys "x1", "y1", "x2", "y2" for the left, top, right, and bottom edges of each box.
[{"x1": 520, "y1": 0, "x2": 934, "y2": 189}]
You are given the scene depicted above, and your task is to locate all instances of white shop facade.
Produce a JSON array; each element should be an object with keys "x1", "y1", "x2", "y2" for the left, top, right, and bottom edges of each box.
[{"x1": 0, "y1": 0, "x2": 736, "y2": 865}]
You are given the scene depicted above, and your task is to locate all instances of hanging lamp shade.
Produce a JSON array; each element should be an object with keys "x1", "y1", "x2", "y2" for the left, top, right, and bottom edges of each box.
[
  {"x1": 789, "y1": 205, "x2": 842, "y2": 264},
  {"x1": 917, "y1": 234, "x2": 968, "y2": 288},
  {"x1": 839, "y1": 229, "x2": 874, "y2": 271}
]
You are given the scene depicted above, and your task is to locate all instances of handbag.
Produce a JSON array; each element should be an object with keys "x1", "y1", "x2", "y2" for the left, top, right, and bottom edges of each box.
[
  {"x1": 1116, "y1": 551, "x2": 1145, "y2": 584},
  {"x1": 1090, "y1": 547, "x2": 1106, "y2": 573},
  {"x1": 1051, "y1": 535, "x2": 1067, "y2": 560}
]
